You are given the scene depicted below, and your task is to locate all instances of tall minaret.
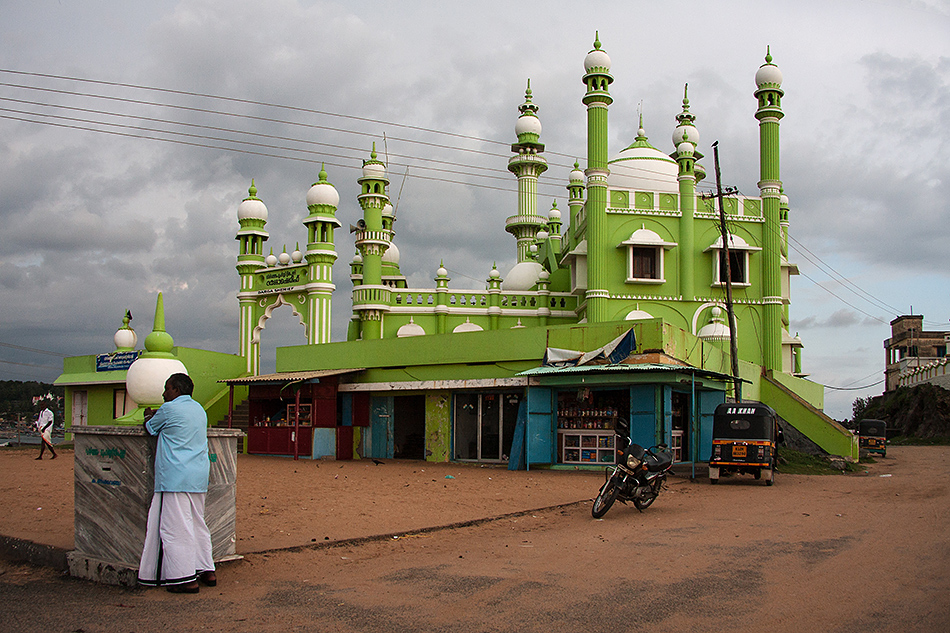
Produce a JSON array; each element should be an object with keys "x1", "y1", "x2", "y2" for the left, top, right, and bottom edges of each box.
[
  {"x1": 303, "y1": 164, "x2": 341, "y2": 345},
  {"x1": 672, "y1": 84, "x2": 701, "y2": 302},
  {"x1": 507, "y1": 79, "x2": 548, "y2": 262},
  {"x1": 755, "y1": 48, "x2": 784, "y2": 372},
  {"x1": 353, "y1": 144, "x2": 391, "y2": 340},
  {"x1": 235, "y1": 180, "x2": 269, "y2": 374},
  {"x1": 582, "y1": 33, "x2": 613, "y2": 322}
]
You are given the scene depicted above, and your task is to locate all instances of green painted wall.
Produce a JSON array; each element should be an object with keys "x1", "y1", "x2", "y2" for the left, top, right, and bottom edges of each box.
[{"x1": 424, "y1": 392, "x2": 452, "y2": 462}]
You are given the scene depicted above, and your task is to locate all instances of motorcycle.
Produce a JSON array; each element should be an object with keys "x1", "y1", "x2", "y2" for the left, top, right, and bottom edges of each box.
[{"x1": 591, "y1": 438, "x2": 674, "y2": 518}]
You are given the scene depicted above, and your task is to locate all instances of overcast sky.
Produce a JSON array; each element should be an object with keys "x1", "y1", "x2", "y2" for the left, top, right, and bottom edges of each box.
[{"x1": 0, "y1": 0, "x2": 947, "y2": 419}]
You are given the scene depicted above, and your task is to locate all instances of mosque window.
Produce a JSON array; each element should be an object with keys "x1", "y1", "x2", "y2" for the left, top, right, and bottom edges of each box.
[
  {"x1": 706, "y1": 233, "x2": 759, "y2": 288},
  {"x1": 619, "y1": 227, "x2": 675, "y2": 284}
]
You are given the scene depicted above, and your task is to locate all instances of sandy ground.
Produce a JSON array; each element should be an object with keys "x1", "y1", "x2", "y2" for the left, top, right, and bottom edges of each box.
[
  {"x1": 0, "y1": 447, "x2": 603, "y2": 553},
  {"x1": 1, "y1": 446, "x2": 949, "y2": 632}
]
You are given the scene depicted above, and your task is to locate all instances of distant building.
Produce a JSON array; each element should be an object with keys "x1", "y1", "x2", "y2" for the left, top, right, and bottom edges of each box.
[{"x1": 886, "y1": 315, "x2": 950, "y2": 391}]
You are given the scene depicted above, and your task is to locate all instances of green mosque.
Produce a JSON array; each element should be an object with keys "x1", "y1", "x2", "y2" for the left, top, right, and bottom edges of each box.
[{"x1": 58, "y1": 36, "x2": 857, "y2": 466}]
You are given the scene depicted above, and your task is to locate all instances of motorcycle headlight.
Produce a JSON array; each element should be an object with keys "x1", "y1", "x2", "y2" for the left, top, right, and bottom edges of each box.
[{"x1": 626, "y1": 454, "x2": 642, "y2": 469}]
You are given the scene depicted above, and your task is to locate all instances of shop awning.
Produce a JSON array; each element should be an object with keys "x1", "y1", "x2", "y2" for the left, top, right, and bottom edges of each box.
[
  {"x1": 219, "y1": 368, "x2": 365, "y2": 386},
  {"x1": 519, "y1": 362, "x2": 733, "y2": 382}
]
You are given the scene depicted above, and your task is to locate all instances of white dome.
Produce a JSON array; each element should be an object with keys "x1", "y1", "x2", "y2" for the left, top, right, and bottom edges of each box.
[
  {"x1": 608, "y1": 145, "x2": 679, "y2": 193},
  {"x1": 625, "y1": 227, "x2": 674, "y2": 246},
  {"x1": 382, "y1": 203, "x2": 394, "y2": 217},
  {"x1": 624, "y1": 309, "x2": 653, "y2": 321},
  {"x1": 570, "y1": 166, "x2": 585, "y2": 182},
  {"x1": 584, "y1": 48, "x2": 611, "y2": 72},
  {"x1": 437, "y1": 265, "x2": 448, "y2": 277},
  {"x1": 237, "y1": 198, "x2": 268, "y2": 221},
  {"x1": 549, "y1": 207, "x2": 561, "y2": 220},
  {"x1": 515, "y1": 115, "x2": 542, "y2": 137},
  {"x1": 291, "y1": 248, "x2": 303, "y2": 263},
  {"x1": 697, "y1": 307, "x2": 731, "y2": 342},
  {"x1": 125, "y1": 358, "x2": 188, "y2": 407},
  {"x1": 672, "y1": 124, "x2": 699, "y2": 147},
  {"x1": 265, "y1": 252, "x2": 278, "y2": 267},
  {"x1": 382, "y1": 241, "x2": 400, "y2": 265},
  {"x1": 537, "y1": 230, "x2": 549, "y2": 240},
  {"x1": 489, "y1": 267, "x2": 500, "y2": 279},
  {"x1": 453, "y1": 319, "x2": 484, "y2": 333},
  {"x1": 114, "y1": 328, "x2": 137, "y2": 350},
  {"x1": 362, "y1": 161, "x2": 386, "y2": 179},
  {"x1": 397, "y1": 319, "x2": 425, "y2": 337},
  {"x1": 278, "y1": 250, "x2": 291, "y2": 265},
  {"x1": 755, "y1": 63, "x2": 783, "y2": 87},
  {"x1": 780, "y1": 194, "x2": 789, "y2": 206},
  {"x1": 306, "y1": 182, "x2": 339, "y2": 207},
  {"x1": 351, "y1": 253, "x2": 363, "y2": 264},
  {"x1": 502, "y1": 261, "x2": 543, "y2": 291},
  {"x1": 676, "y1": 142, "x2": 694, "y2": 156}
]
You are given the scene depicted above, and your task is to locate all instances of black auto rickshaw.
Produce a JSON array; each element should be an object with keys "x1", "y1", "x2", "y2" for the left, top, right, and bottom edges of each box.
[
  {"x1": 858, "y1": 418, "x2": 887, "y2": 457},
  {"x1": 709, "y1": 401, "x2": 780, "y2": 486}
]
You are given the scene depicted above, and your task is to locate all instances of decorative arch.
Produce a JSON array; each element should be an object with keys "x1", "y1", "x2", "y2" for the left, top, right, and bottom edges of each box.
[{"x1": 251, "y1": 293, "x2": 309, "y2": 345}]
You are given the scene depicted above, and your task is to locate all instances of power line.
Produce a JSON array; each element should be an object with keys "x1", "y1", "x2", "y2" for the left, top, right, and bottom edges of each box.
[{"x1": 0, "y1": 342, "x2": 67, "y2": 357}]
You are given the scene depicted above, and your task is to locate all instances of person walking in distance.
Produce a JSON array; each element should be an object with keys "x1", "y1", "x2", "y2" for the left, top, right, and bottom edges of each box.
[
  {"x1": 137, "y1": 373, "x2": 216, "y2": 593},
  {"x1": 35, "y1": 406, "x2": 57, "y2": 460}
]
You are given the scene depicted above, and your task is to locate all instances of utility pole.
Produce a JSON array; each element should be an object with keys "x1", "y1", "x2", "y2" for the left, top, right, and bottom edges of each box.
[{"x1": 712, "y1": 141, "x2": 742, "y2": 402}]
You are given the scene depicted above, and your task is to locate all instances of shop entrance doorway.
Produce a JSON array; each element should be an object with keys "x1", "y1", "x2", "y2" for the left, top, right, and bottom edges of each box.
[
  {"x1": 393, "y1": 395, "x2": 425, "y2": 459},
  {"x1": 454, "y1": 392, "x2": 521, "y2": 462},
  {"x1": 671, "y1": 391, "x2": 690, "y2": 462}
]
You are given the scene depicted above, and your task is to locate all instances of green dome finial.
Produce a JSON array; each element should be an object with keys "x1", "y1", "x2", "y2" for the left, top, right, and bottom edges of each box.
[
  {"x1": 247, "y1": 179, "x2": 258, "y2": 199},
  {"x1": 574, "y1": 160, "x2": 580, "y2": 170},
  {"x1": 143, "y1": 292, "x2": 175, "y2": 357},
  {"x1": 683, "y1": 83, "x2": 689, "y2": 106},
  {"x1": 318, "y1": 162, "x2": 328, "y2": 183},
  {"x1": 594, "y1": 31, "x2": 601, "y2": 50},
  {"x1": 371, "y1": 142, "x2": 378, "y2": 160},
  {"x1": 526, "y1": 78, "x2": 532, "y2": 98},
  {"x1": 765, "y1": 45, "x2": 773, "y2": 64}
]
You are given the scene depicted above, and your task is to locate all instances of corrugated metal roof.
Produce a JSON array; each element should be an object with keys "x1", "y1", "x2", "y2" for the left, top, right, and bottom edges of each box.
[
  {"x1": 518, "y1": 363, "x2": 732, "y2": 381},
  {"x1": 219, "y1": 368, "x2": 364, "y2": 385}
]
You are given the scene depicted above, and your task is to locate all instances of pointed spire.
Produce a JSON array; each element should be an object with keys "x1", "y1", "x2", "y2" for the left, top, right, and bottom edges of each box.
[
  {"x1": 142, "y1": 292, "x2": 175, "y2": 358},
  {"x1": 765, "y1": 45, "x2": 772, "y2": 64},
  {"x1": 594, "y1": 31, "x2": 601, "y2": 50},
  {"x1": 247, "y1": 179, "x2": 258, "y2": 199}
]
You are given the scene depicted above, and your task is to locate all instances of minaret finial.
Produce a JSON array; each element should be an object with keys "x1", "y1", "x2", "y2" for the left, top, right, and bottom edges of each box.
[
  {"x1": 765, "y1": 45, "x2": 773, "y2": 64},
  {"x1": 248, "y1": 179, "x2": 257, "y2": 199},
  {"x1": 594, "y1": 31, "x2": 601, "y2": 50},
  {"x1": 371, "y1": 142, "x2": 377, "y2": 160},
  {"x1": 318, "y1": 162, "x2": 328, "y2": 182},
  {"x1": 683, "y1": 83, "x2": 689, "y2": 105}
]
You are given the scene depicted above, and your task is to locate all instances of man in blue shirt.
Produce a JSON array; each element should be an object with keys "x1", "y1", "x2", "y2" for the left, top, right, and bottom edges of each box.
[{"x1": 137, "y1": 373, "x2": 216, "y2": 593}]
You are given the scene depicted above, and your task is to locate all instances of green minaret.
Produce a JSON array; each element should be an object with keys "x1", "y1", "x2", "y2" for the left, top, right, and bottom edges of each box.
[
  {"x1": 582, "y1": 33, "x2": 613, "y2": 322},
  {"x1": 672, "y1": 84, "x2": 701, "y2": 301},
  {"x1": 353, "y1": 144, "x2": 391, "y2": 340},
  {"x1": 755, "y1": 47, "x2": 784, "y2": 372},
  {"x1": 235, "y1": 180, "x2": 269, "y2": 374},
  {"x1": 303, "y1": 164, "x2": 341, "y2": 344},
  {"x1": 507, "y1": 79, "x2": 549, "y2": 262}
]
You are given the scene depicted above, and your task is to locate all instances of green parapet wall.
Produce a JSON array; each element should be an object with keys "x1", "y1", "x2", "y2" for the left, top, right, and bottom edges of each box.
[{"x1": 425, "y1": 392, "x2": 452, "y2": 462}]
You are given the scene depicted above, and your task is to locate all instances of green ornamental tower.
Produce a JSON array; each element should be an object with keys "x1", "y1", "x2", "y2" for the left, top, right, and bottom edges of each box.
[
  {"x1": 507, "y1": 79, "x2": 548, "y2": 263},
  {"x1": 353, "y1": 144, "x2": 391, "y2": 340},
  {"x1": 235, "y1": 180, "x2": 269, "y2": 374},
  {"x1": 672, "y1": 84, "x2": 701, "y2": 302},
  {"x1": 582, "y1": 33, "x2": 613, "y2": 322},
  {"x1": 755, "y1": 48, "x2": 784, "y2": 372},
  {"x1": 303, "y1": 164, "x2": 342, "y2": 344}
]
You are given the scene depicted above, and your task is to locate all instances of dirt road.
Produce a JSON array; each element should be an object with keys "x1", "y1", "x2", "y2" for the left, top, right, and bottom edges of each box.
[{"x1": 1, "y1": 446, "x2": 948, "y2": 632}]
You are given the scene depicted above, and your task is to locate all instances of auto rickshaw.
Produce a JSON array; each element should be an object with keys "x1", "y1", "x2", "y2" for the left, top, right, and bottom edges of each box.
[
  {"x1": 709, "y1": 401, "x2": 780, "y2": 486},
  {"x1": 858, "y1": 418, "x2": 887, "y2": 457}
]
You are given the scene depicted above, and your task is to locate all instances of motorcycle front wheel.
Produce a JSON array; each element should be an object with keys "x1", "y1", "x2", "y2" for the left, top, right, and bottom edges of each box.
[{"x1": 592, "y1": 477, "x2": 620, "y2": 518}]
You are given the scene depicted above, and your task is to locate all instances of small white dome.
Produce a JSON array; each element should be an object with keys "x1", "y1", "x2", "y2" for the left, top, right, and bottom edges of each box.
[
  {"x1": 676, "y1": 142, "x2": 694, "y2": 156},
  {"x1": 265, "y1": 252, "x2": 278, "y2": 267},
  {"x1": 382, "y1": 241, "x2": 400, "y2": 265},
  {"x1": 489, "y1": 268, "x2": 500, "y2": 279},
  {"x1": 608, "y1": 145, "x2": 679, "y2": 193},
  {"x1": 570, "y1": 165, "x2": 585, "y2": 182},
  {"x1": 453, "y1": 319, "x2": 484, "y2": 333},
  {"x1": 672, "y1": 124, "x2": 699, "y2": 147},
  {"x1": 397, "y1": 319, "x2": 425, "y2": 338},
  {"x1": 351, "y1": 253, "x2": 363, "y2": 265},
  {"x1": 382, "y1": 203, "x2": 394, "y2": 217},
  {"x1": 755, "y1": 63, "x2": 783, "y2": 87},
  {"x1": 114, "y1": 328, "x2": 137, "y2": 350},
  {"x1": 584, "y1": 48, "x2": 611, "y2": 72},
  {"x1": 437, "y1": 265, "x2": 448, "y2": 277},
  {"x1": 624, "y1": 309, "x2": 653, "y2": 321},
  {"x1": 362, "y1": 161, "x2": 386, "y2": 180},
  {"x1": 780, "y1": 194, "x2": 789, "y2": 206},
  {"x1": 697, "y1": 307, "x2": 731, "y2": 342},
  {"x1": 515, "y1": 115, "x2": 542, "y2": 137},
  {"x1": 237, "y1": 198, "x2": 268, "y2": 221},
  {"x1": 539, "y1": 270, "x2": 549, "y2": 280},
  {"x1": 291, "y1": 248, "x2": 303, "y2": 263},
  {"x1": 502, "y1": 261, "x2": 543, "y2": 291},
  {"x1": 537, "y1": 230, "x2": 549, "y2": 240},
  {"x1": 549, "y1": 207, "x2": 561, "y2": 220},
  {"x1": 125, "y1": 358, "x2": 188, "y2": 407},
  {"x1": 306, "y1": 182, "x2": 340, "y2": 208},
  {"x1": 278, "y1": 251, "x2": 291, "y2": 266}
]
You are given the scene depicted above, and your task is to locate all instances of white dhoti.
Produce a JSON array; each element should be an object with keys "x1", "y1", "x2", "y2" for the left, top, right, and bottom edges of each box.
[{"x1": 138, "y1": 491, "x2": 215, "y2": 586}]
